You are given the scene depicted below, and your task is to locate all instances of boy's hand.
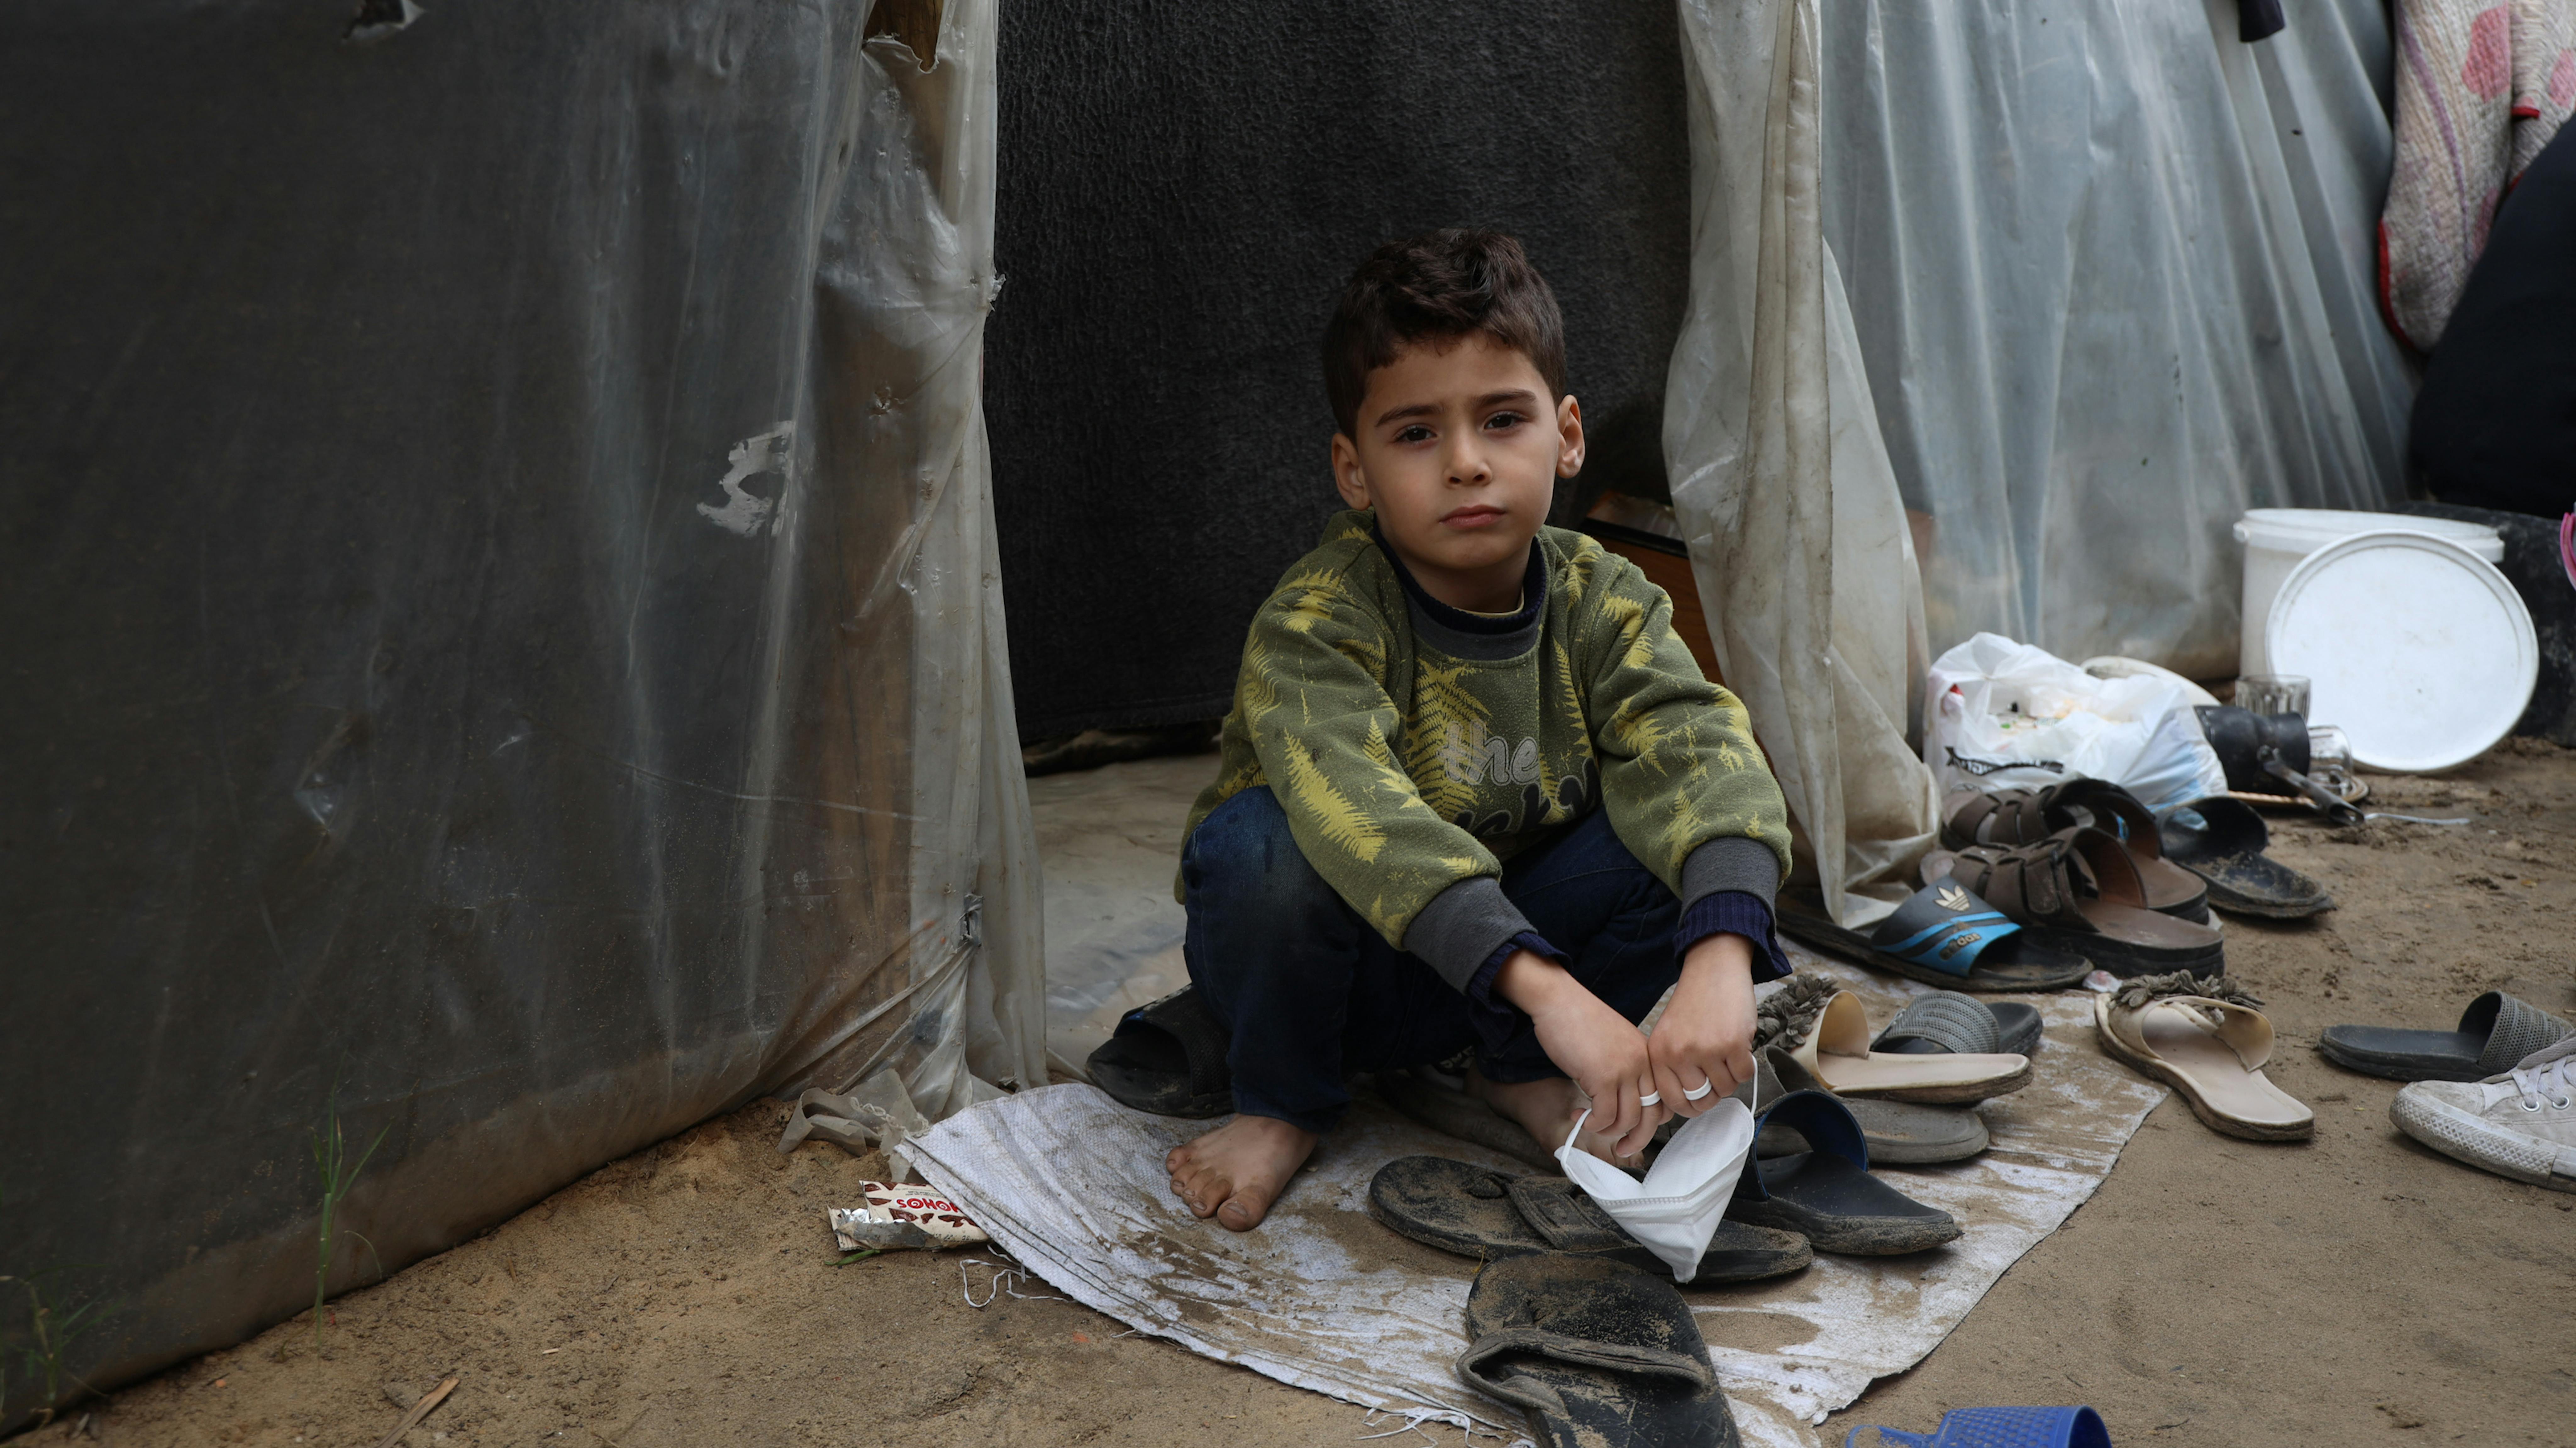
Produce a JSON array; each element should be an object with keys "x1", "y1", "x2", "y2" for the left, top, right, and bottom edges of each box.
[
  {"x1": 1648, "y1": 935, "x2": 1759, "y2": 1117},
  {"x1": 1494, "y1": 951, "x2": 1667, "y2": 1157}
]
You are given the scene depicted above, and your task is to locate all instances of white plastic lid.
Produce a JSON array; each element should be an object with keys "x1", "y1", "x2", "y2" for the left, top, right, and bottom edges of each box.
[
  {"x1": 2233, "y1": 508, "x2": 2502, "y2": 563},
  {"x1": 2264, "y1": 530, "x2": 2537, "y2": 773}
]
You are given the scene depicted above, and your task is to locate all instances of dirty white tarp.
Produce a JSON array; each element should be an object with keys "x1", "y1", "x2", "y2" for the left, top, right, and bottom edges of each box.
[{"x1": 913, "y1": 953, "x2": 2165, "y2": 1448}]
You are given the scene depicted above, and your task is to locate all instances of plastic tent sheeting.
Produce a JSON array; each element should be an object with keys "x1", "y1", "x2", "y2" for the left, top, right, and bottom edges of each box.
[
  {"x1": 1669, "y1": 0, "x2": 2416, "y2": 922},
  {"x1": 0, "y1": 0, "x2": 1038, "y2": 1426},
  {"x1": 1819, "y1": 0, "x2": 2418, "y2": 677},
  {"x1": 1817, "y1": 247, "x2": 1944, "y2": 922},
  {"x1": 1667, "y1": 0, "x2": 1940, "y2": 927}
]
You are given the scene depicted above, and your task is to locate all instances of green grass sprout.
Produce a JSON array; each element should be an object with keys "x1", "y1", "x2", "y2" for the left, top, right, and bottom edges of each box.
[
  {"x1": 3, "y1": 1269, "x2": 112, "y2": 1428},
  {"x1": 310, "y1": 1087, "x2": 389, "y2": 1352}
]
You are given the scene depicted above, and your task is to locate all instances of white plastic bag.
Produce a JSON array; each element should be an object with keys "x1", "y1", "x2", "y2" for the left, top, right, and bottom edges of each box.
[
  {"x1": 1923, "y1": 634, "x2": 2227, "y2": 813},
  {"x1": 1555, "y1": 1100, "x2": 1755, "y2": 1282}
]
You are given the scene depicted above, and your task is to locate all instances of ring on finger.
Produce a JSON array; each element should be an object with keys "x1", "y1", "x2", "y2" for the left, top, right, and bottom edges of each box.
[
  {"x1": 1637, "y1": 1090, "x2": 1663, "y2": 1107},
  {"x1": 1682, "y1": 1078, "x2": 1714, "y2": 1101}
]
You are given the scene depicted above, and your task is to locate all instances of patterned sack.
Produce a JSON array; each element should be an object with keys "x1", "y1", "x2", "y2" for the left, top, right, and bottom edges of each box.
[{"x1": 2380, "y1": 0, "x2": 2576, "y2": 348}]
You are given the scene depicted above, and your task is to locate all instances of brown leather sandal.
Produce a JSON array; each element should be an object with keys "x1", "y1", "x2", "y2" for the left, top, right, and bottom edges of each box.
[
  {"x1": 1921, "y1": 826, "x2": 2224, "y2": 979},
  {"x1": 1942, "y1": 780, "x2": 2210, "y2": 923}
]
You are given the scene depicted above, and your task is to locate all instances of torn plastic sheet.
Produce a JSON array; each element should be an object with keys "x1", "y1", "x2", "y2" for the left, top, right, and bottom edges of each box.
[
  {"x1": 0, "y1": 0, "x2": 1035, "y2": 1426},
  {"x1": 1817, "y1": 0, "x2": 2415, "y2": 673},
  {"x1": 1666, "y1": 0, "x2": 1942, "y2": 931},
  {"x1": 697, "y1": 423, "x2": 797, "y2": 537},
  {"x1": 343, "y1": 0, "x2": 423, "y2": 44}
]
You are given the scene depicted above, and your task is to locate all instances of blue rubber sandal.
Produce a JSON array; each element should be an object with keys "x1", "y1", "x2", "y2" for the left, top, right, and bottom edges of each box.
[
  {"x1": 1780, "y1": 879, "x2": 2092, "y2": 993},
  {"x1": 1846, "y1": 1406, "x2": 2112, "y2": 1448}
]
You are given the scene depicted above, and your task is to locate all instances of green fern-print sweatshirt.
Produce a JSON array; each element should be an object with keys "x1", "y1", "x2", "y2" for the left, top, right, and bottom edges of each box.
[{"x1": 1180, "y1": 510, "x2": 1792, "y2": 992}]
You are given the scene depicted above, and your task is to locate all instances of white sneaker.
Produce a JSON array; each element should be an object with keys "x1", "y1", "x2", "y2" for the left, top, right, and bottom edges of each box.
[{"x1": 2391, "y1": 1034, "x2": 2576, "y2": 1192}]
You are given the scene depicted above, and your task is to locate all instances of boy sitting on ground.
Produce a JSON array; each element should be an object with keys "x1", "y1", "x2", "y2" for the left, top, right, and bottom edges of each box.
[{"x1": 1165, "y1": 229, "x2": 1794, "y2": 1231}]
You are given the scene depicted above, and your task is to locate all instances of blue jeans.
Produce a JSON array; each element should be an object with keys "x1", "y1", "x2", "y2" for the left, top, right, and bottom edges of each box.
[{"x1": 1180, "y1": 786, "x2": 1682, "y2": 1133}]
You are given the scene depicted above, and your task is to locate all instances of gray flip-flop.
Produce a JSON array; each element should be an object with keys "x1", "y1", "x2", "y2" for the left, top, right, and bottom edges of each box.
[
  {"x1": 1871, "y1": 990, "x2": 2045, "y2": 1058},
  {"x1": 2320, "y1": 991, "x2": 2574, "y2": 1082}
]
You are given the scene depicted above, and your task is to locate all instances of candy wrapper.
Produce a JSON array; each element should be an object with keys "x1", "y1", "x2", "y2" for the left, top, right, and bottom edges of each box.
[{"x1": 828, "y1": 1182, "x2": 989, "y2": 1252}]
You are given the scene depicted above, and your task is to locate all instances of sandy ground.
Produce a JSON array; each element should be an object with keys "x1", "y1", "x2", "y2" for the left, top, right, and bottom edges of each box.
[{"x1": 16, "y1": 743, "x2": 2576, "y2": 1448}]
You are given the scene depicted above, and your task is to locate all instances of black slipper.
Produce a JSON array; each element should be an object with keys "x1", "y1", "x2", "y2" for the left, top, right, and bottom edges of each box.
[
  {"x1": 2155, "y1": 797, "x2": 2336, "y2": 919},
  {"x1": 1778, "y1": 881, "x2": 2092, "y2": 993},
  {"x1": 1726, "y1": 1091, "x2": 1961, "y2": 1255},
  {"x1": 1870, "y1": 991, "x2": 2044, "y2": 1058},
  {"x1": 1367, "y1": 1156, "x2": 1813, "y2": 1285},
  {"x1": 2318, "y1": 991, "x2": 2575, "y2": 1082},
  {"x1": 1084, "y1": 985, "x2": 1233, "y2": 1118},
  {"x1": 1457, "y1": 1254, "x2": 1743, "y2": 1448}
]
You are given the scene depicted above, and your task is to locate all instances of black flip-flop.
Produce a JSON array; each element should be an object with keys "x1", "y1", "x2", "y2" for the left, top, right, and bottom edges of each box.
[
  {"x1": 2318, "y1": 991, "x2": 2575, "y2": 1082},
  {"x1": 1084, "y1": 985, "x2": 1233, "y2": 1118},
  {"x1": 1457, "y1": 1254, "x2": 1744, "y2": 1448},
  {"x1": 1367, "y1": 1156, "x2": 1813, "y2": 1285},
  {"x1": 1778, "y1": 880, "x2": 2091, "y2": 992},
  {"x1": 1871, "y1": 991, "x2": 2044, "y2": 1058},
  {"x1": 1726, "y1": 1091, "x2": 1961, "y2": 1255},
  {"x1": 2155, "y1": 797, "x2": 2336, "y2": 919}
]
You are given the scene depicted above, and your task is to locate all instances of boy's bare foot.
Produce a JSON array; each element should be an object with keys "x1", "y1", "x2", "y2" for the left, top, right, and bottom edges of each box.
[
  {"x1": 1165, "y1": 1115, "x2": 1319, "y2": 1231},
  {"x1": 1470, "y1": 1071, "x2": 1645, "y2": 1168}
]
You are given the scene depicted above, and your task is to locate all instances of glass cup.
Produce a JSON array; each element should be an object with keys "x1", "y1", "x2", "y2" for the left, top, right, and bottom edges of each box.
[
  {"x1": 2236, "y1": 673, "x2": 2311, "y2": 719},
  {"x1": 2306, "y1": 724, "x2": 2354, "y2": 798}
]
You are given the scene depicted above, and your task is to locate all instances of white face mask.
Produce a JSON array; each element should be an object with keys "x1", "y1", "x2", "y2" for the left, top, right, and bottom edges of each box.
[{"x1": 1554, "y1": 1099, "x2": 1756, "y2": 1281}]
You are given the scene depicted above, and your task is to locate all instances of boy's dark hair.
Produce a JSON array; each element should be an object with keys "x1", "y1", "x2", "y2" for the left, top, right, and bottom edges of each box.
[{"x1": 1322, "y1": 229, "x2": 1566, "y2": 439}]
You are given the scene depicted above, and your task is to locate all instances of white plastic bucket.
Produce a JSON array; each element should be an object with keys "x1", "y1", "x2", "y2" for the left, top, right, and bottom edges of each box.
[{"x1": 2234, "y1": 509, "x2": 2503, "y2": 676}]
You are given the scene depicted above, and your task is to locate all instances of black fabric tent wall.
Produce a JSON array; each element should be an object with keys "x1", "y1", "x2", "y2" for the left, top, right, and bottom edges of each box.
[
  {"x1": 985, "y1": 1, "x2": 1695, "y2": 740},
  {"x1": 0, "y1": 3, "x2": 1029, "y2": 1426}
]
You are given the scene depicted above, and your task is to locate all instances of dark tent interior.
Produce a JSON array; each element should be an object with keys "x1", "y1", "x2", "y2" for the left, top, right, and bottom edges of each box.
[{"x1": 984, "y1": 0, "x2": 1696, "y2": 740}]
